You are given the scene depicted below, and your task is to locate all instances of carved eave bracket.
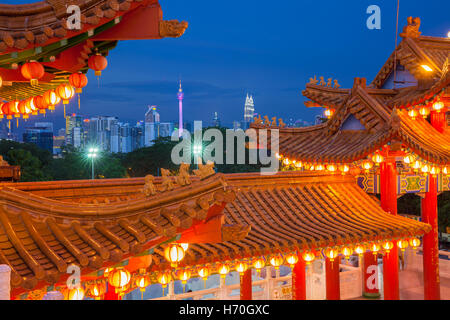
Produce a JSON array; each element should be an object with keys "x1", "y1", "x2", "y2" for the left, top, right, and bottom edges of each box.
[
  {"x1": 221, "y1": 224, "x2": 251, "y2": 242},
  {"x1": 159, "y1": 20, "x2": 188, "y2": 38}
]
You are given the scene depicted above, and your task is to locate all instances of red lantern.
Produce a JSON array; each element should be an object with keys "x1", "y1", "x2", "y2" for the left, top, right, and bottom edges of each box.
[
  {"x1": 56, "y1": 83, "x2": 75, "y2": 118},
  {"x1": 10, "y1": 100, "x2": 20, "y2": 118},
  {"x1": 21, "y1": 60, "x2": 45, "y2": 86},
  {"x1": 2, "y1": 102, "x2": 12, "y2": 119},
  {"x1": 88, "y1": 53, "x2": 107, "y2": 76},
  {"x1": 69, "y1": 72, "x2": 88, "y2": 93},
  {"x1": 17, "y1": 100, "x2": 29, "y2": 119},
  {"x1": 0, "y1": 102, "x2": 4, "y2": 119},
  {"x1": 26, "y1": 97, "x2": 38, "y2": 116},
  {"x1": 43, "y1": 89, "x2": 59, "y2": 111},
  {"x1": 34, "y1": 95, "x2": 48, "y2": 114},
  {"x1": 55, "y1": 83, "x2": 75, "y2": 104}
]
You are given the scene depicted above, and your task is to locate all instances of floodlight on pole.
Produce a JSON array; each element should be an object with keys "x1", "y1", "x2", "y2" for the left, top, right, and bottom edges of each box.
[{"x1": 87, "y1": 147, "x2": 99, "y2": 179}]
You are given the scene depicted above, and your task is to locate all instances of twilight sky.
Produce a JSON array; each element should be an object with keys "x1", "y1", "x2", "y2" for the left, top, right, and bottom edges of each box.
[{"x1": 3, "y1": 0, "x2": 450, "y2": 132}]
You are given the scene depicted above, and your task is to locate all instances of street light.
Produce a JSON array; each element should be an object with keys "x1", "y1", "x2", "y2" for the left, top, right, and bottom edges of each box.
[
  {"x1": 87, "y1": 147, "x2": 99, "y2": 180},
  {"x1": 193, "y1": 143, "x2": 202, "y2": 169}
]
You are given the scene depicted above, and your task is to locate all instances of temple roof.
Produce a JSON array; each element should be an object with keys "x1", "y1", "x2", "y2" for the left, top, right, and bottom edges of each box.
[
  {"x1": 0, "y1": 171, "x2": 431, "y2": 292},
  {"x1": 0, "y1": 173, "x2": 238, "y2": 292},
  {"x1": 252, "y1": 18, "x2": 450, "y2": 165},
  {"x1": 372, "y1": 35, "x2": 450, "y2": 89},
  {"x1": 0, "y1": 0, "x2": 188, "y2": 101},
  {"x1": 152, "y1": 172, "x2": 430, "y2": 270}
]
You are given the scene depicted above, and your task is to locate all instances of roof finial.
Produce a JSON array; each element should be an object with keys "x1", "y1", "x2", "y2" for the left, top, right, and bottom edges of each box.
[{"x1": 399, "y1": 17, "x2": 421, "y2": 38}]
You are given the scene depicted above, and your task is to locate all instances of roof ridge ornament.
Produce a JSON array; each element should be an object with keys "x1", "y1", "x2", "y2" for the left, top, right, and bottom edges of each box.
[
  {"x1": 399, "y1": 17, "x2": 421, "y2": 38},
  {"x1": 159, "y1": 20, "x2": 188, "y2": 38},
  {"x1": 193, "y1": 161, "x2": 216, "y2": 180}
]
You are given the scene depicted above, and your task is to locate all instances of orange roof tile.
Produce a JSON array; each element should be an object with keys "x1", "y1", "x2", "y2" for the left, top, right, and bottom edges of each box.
[{"x1": 151, "y1": 172, "x2": 430, "y2": 269}]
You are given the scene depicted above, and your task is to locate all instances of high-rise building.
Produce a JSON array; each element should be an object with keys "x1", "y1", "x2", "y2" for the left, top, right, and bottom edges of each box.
[
  {"x1": 213, "y1": 112, "x2": 221, "y2": 127},
  {"x1": 88, "y1": 116, "x2": 118, "y2": 151},
  {"x1": 177, "y1": 81, "x2": 184, "y2": 137},
  {"x1": 232, "y1": 121, "x2": 242, "y2": 131},
  {"x1": 144, "y1": 106, "x2": 160, "y2": 147},
  {"x1": 65, "y1": 114, "x2": 85, "y2": 148},
  {"x1": 23, "y1": 123, "x2": 53, "y2": 153},
  {"x1": 243, "y1": 94, "x2": 255, "y2": 124}
]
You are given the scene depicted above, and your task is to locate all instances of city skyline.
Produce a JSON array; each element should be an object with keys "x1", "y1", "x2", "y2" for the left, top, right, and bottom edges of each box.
[{"x1": 3, "y1": 0, "x2": 448, "y2": 132}]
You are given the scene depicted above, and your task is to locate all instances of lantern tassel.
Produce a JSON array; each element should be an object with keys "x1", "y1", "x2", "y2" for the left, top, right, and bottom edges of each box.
[
  {"x1": 78, "y1": 93, "x2": 81, "y2": 110},
  {"x1": 16, "y1": 118, "x2": 18, "y2": 128},
  {"x1": 64, "y1": 104, "x2": 66, "y2": 118}
]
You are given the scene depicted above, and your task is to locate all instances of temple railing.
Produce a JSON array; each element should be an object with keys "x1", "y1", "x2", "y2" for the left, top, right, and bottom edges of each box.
[{"x1": 151, "y1": 264, "x2": 362, "y2": 300}]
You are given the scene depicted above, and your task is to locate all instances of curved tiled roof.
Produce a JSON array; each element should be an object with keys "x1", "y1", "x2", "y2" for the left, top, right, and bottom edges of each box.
[
  {"x1": 253, "y1": 107, "x2": 450, "y2": 164},
  {"x1": 372, "y1": 36, "x2": 450, "y2": 89},
  {"x1": 150, "y1": 172, "x2": 430, "y2": 270},
  {"x1": 0, "y1": 173, "x2": 237, "y2": 292}
]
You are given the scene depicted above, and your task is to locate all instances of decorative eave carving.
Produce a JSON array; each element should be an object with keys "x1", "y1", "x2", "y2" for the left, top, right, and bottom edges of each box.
[
  {"x1": 221, "y1": 224, "x2": 251, "y2": 242},
  {"x1": 159, "y1": 19, "x2": 188, "y2": 38}
]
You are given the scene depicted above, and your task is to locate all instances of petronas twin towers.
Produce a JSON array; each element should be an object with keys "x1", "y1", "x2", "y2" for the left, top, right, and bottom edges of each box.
[{"x1": 244, "y1": 94, "x2": 255, "y2": 123}]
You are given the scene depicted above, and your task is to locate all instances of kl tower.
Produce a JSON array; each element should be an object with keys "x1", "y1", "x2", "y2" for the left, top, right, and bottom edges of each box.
[{"x1": 177, "y1": 80, "x2": 184, "y2": 137}]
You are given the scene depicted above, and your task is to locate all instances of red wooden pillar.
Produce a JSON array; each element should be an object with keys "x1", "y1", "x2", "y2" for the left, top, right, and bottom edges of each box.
[
  {"x1": 292, "y1": 257, "x2": 306, "y2": 300},
  {"x1": 240, "y1": 269, "x2": 252, "y2": 300},
  {"x1": 380, "y1": 158, "x2": 400, "y2": 300},
  {"x1": 422, "y1": 174, "x2": 440, "y2": 300},
  {"x1": 325, "y1": 256, "x2": 340, "y2": 300},
  {"x1": 430, "y1": 110, "x2": 446, "y2": 133},
  {"x1": 104, "y1": 283, "x2": 120, "y2": 300},
  {"x1": 363, "y1": 252, "x2": 380, "y2": 298}
]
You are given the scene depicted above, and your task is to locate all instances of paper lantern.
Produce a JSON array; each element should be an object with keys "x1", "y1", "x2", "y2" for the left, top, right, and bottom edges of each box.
[
  {"x1": 397, "y1": 239, "x2": 409, "y2": 252},
  {"x1": 68, "y1": 287, "x2": 85, "y2": 300},
  {"x1": 21, "y1": 60, "x2": 45, "y2": 85},
  {"x1": 56, "y1": 83, "x2": 75, "y2": 105},
  {"x1": 108, "y1": 267, "x2": 131, "y2": 292},
  {"x1": 235, "y1": 261, "x2": 248, "y2": 276},
  {"x1": 69, "y1": 72, "x2": 88, "y2": 93},
  {"x1": 252, "y1": 257, "x2": 265, "y2": 274},
  {"x1": 324, "y1": 247, "x2": 339, "y2": 262},
  {"x1": 341, "y1": 246, "x2": 353, "y2": 259},
  {"x1": 269, "y1": 254, "x2": 284, "y2": 270},
  {"x1": 86, "y1": 282, "x2": 105, "y2": 300},
  {"x1": 43, "y1": 89, "x2": 59, "y2": 111},
  {"x1": 33, "y1": 95, "x2": 48, "y2": 114},
  {"x1": 157, "y1": 271, "x2": 172, "y2": 288},
  {"x1": 217, "y1": 263, "x2": 230, "y2": 278},
  {"x1": 285, "y1": 253, "x2": 299, "y2": 268},
  {"x1": 88, "y1": 53, "x2": 108, "y2": 76},
  {"x1": 164, "y1": 243, "x2": 185, "y2": 267},
  {"x1": 302, "y1": 252, "x2": 315, "y2": 265},
  {"x1": 382, "y1": 241, "x2": 394, "y2": 254}
]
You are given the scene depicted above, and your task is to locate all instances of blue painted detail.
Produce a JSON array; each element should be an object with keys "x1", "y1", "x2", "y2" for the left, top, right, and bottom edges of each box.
[
  {"x1": 341, "y1": 114, "x2": 365, "y2": 131},
  {"x1": 381, "y1": 64, "x2": 418, "y2": 89}
]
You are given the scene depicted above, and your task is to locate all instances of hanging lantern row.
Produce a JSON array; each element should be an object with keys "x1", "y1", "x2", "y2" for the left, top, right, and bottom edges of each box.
[
  {"x1": 277, "y1": 153, "x2": 351, "y2": 175},
  {"x1": 406, "y1": 90, "x2": 447, "y2": 120},
  {"x1": 0, "y1": 81, "x2": 81, "y2": 124},
  {"x1": 64, "y1": 237, "x2": 421, "y2": 300},
  {"x1": 14, "y1": 53, "x2": 106, "y2": 86},
  {"x1": 277, "y1": 147, "x2": 449, "y2": 177},
  {"x1": 153, "y1": 236, "x2": 420, "y2": 287}
]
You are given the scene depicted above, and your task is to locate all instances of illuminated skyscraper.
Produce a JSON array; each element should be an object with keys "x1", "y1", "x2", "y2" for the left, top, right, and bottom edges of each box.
[
  {"x1": 243, "y1": 94, "x2": 254, "y2": 128},
  {"x1": 177, "y1": 81, "x2": 184, "y2": 137}
]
